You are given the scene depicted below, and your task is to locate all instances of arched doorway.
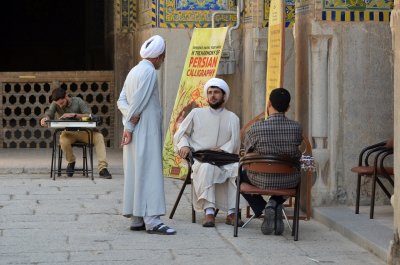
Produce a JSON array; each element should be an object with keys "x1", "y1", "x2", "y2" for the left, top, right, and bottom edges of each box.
[{"x1": 0, "y1": 0, "x2": 116, "y2": 148}]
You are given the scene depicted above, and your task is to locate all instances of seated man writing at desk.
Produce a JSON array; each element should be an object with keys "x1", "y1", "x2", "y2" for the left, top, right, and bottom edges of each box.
[
  {"x1": 174, "y1": 78, "x2": 244, "y2": 227},
  {"x1": 40, "y1": 87, "x2": 112, "y2": 179},
  {"x1": 242, "y1": 88, "x2": 302, "y2": 235}
]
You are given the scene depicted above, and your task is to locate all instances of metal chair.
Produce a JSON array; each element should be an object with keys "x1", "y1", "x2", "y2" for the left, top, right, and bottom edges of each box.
[
  {"x1": 242, "y1": 136, "x2": 313, "y2": 221},
  {"x1": 169, "y1": 154, "x2": 196, "y2": 223},
  {"x1": 234, "y1": 154, "x2": 301, "y2": 241},
  {"x1": 56, "y1": 141, "x2": 94, "y2": 180},
  {"x1": 351, "y1": 138, "x2": 394, "y2": 219}
]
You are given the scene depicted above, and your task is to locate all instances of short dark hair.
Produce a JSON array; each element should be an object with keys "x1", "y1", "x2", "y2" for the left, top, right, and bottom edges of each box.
[
  {"x1": 269, "y1": 88, "x2": 291, "y2": 112},
  {"x1": 51, "y1": 87, "x2": 66, "y2": 102}
]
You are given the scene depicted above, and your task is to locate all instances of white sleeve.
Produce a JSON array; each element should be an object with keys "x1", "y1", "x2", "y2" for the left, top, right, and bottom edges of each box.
[
  {"x1": 173, "y1": 111, "x2": 195, "y2": 152},
  {"x1": 220, "y1": 114, "x2": 240, "y2": 154}
]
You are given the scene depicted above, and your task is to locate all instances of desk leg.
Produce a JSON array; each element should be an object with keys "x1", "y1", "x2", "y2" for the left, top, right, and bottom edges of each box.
[
  {"x1": 51, "y1": 129, "x2": 62, "y2": 181},
  {"x1": 89, "y1": 130, "x2": 94, "y2": 180},
  {"x1": 50, "y1": 131, "x2": 56, "y2": 180}
]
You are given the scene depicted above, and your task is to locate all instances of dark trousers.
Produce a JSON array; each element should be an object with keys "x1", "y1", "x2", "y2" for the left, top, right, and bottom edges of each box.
[{"x1": 240, "y1": 170, "x2": 286, "y2": 217}]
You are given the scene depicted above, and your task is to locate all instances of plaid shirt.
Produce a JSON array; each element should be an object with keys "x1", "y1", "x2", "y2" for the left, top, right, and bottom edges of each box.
[{"x1": 244, "y1": 113, "x2": 303, "y2": 189}]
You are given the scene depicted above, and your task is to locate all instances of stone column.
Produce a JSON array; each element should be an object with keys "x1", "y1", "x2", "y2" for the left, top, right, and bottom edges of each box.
[
  {"x1": 388, "y1": 0, "x2": 400, "y2": 263},
  {"x1": 113, "y1": 1, "x2": 136, "y2": 147},
  {"x1": 310, "y1": 34, "x2": 331, "y2": 205}
]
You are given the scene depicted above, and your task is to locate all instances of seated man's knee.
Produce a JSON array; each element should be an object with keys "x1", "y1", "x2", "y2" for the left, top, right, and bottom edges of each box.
[
  {"x1": 93, "y1": 132, "x2": 105, "y2": 143},
  {"x1": 60, "y1": 134, "x2": 73, "y2": 146}
]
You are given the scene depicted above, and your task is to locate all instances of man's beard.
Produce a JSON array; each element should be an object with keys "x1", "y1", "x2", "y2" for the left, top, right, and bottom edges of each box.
[{"x1": 209, "y1": 99, "x2": 224, "y2": 109}]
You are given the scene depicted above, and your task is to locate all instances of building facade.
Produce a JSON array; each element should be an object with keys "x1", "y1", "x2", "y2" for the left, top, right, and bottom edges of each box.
[{"x1": 1, "y1": 0, "x2": 398, "y2": 261}]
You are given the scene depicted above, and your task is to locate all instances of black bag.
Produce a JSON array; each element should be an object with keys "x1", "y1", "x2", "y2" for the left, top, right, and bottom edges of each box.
[{"x1": 192, "y1": 150, "x2": 239, "y2": 167}]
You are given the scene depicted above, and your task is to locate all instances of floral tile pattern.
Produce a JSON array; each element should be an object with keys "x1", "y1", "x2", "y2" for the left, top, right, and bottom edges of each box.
[{"x1": 156, "y1": 0, "x2": 236, "y2": 28}]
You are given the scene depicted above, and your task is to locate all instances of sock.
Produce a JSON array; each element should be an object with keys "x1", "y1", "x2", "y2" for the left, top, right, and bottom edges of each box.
[
  {"x1": 266, "y1": 199, "x2": 277, "y2": 209},
  {"x1": 205, "y1": 207, "x2": 215, "y2": 216}
]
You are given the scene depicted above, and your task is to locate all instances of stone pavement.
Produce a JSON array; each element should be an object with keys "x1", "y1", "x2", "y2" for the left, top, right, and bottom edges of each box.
[{"x1": 0, "y1": 149, "x2": 387, "y2": 265}]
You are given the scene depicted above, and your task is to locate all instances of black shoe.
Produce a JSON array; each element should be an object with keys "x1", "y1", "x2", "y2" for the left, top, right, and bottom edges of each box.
[
  {"x1": 261, "y1": 207, "x2": 275, "y2": 235},
  {"x1": 66, "y1": 162, "x2": 75, "y2": 177},
  {"x1": 130, "y1": 223, "x2": 146, "y2": 231},
  {"x1": 99, "y1": 168, "x2": 112, "y2": 179}
]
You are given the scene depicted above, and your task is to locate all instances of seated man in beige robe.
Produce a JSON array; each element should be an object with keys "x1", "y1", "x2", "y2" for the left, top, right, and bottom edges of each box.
[{"x1": 174, "y1": 78, "x2": 244, "y2": 227}]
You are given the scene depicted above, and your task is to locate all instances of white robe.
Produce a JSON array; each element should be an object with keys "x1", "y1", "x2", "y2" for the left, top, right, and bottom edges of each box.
[
  {"x1": 117, "y1": 59, "x2": 166, "y2": 217},
  {"x1": 173, "y1": 107, "x2": 241, "y2": 212}
]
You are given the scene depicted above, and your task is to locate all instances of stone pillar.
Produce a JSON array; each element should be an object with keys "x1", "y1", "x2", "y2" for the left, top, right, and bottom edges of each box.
[
  {"x1": 388, "y1": 0, "x2": 400, "y2": 263},
  {"x1": 113, "y1": 1, "x2": 136, "y2": 147},
  {"x1": 309, "y1": 34, "x2": 332, "y2": 205}
]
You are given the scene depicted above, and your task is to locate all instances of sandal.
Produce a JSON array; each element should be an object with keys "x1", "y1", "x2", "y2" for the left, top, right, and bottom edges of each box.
[
  {"x1": 147, "y1": 223, "x2": 176, "y2": 235},
  {"x1": 130, "y1": 223, "x2": 146, "y2": 231}
]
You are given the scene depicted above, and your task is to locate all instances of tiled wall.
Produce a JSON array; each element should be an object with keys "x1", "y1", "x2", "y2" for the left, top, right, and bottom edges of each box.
[
  {"x1": 117, "y1": 0, "x2": 394, "y2": 31},
  {"x1": 321, "y1": 0, "x2": 393, "y2": 22}
]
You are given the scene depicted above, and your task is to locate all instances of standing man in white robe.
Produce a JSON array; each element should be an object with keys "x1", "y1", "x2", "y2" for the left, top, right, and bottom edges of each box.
[
  {"x1": 118, "y1": 35, "x2": 176, "y2": 235},
  {"x1": 174, "y1": 78, "x2": 244, "y2": 227}
]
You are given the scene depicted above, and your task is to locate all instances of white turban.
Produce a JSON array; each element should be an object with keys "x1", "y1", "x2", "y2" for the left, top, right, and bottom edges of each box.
[
  {"x1": 203, "y1": 78, "x2": 230, "y2": 102},
  {"x1": 140, "y1": 35, "x2": 166, "y2": 59}
]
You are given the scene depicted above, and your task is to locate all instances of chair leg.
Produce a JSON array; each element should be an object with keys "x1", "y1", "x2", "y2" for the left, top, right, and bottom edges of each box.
[
  {"x1": 282, "y1": 207, "x2": 292, "y2": 232},
  {"x1": 246, "y1": 206, "x2": 251, "y2": 218},
  {"x1": 242, "y1": 214, "x2": 256, "y2": 228},
  {"x1": 234, "y1": 171, "x2": 242, "y2": 237},
  {"x1": 192, "y1": 205, "x2": 196, "y2": 223},
  {"x1": 169, "y1": 172, "x2": 191, "y2": 220},
  {"x1": 293, "y1": 184, "x2": 301, "y2": 241},
  {"x1": 57, "y1": 147, "x2": 63, "y2": 177},
  {"x1": 355, "y1": 173, "x2": 361, "y2": 214},
  {"x1": 370, "y1": 172, "x2": 377, "y2": 219},
  {"x1": 82, "y1": 145, "x2": 88, "y2": 177},
  {"x1": 169, "y1": 180, "x2": 188, "y2": 219},
  {"x1": 191, "y1": 180, "x2": 196, "y2": 223},
  {"x1": 376, "y1": 178, "x2": 391, "y2": 199}
]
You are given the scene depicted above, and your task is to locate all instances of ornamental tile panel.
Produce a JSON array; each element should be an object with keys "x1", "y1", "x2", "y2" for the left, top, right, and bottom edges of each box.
[{"x1": 321, "y1": 0, "x2": 393, "y2": 22}]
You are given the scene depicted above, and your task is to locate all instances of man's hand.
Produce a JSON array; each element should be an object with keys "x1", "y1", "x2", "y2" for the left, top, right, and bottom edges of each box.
[
  {"x1": 40, "y1": 117, "x2": 49, "y2": 127},
  {"x1": 121, "y1": 130, "x2": 133, "y2": 146},
  {"x1": 178, "y1": 146, "x2": 191, "y2": 158},
  {"x1": 60, "y1": 113, "x2": 78, "y2": 119},
  {"x1": 130, "y1": 115, "x2": 140, "y2": 125}
]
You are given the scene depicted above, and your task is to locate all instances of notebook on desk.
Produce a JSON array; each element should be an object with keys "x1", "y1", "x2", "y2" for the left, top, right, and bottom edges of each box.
[{"x1": 46, "y1": 120, "x2": 97, "y2": 128}]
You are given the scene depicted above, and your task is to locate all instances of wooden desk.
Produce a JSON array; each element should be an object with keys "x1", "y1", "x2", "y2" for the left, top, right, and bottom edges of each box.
[{"x1": 46, "y1": 120, "x2": 97, "y2": 180}]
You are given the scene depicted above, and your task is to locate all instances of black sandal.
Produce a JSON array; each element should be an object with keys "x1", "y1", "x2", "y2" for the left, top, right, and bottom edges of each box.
[
  {"x1": 147, "y1": 223, "x2": 176, "y2": 235},
  {"x1": 130, "y1": 223, "x2": 146, "y2": 231}
]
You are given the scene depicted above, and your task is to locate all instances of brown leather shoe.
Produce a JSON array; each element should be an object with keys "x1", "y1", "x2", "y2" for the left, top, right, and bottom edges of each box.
[
  {"x1": 202, "y1": 214, "x2": 215, "y2": 227},
  {"x1": 225, "y1": 213, "x2": 244, "y2": 227}
]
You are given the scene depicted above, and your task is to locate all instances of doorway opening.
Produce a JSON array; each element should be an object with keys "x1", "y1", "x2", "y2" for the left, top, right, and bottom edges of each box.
[{"x1": 0, "y1": 0, "x2": 113, "y2": 71}]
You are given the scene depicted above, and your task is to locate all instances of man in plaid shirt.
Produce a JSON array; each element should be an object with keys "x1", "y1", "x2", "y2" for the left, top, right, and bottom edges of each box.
[{"x1": 242, "y1": 88, "x2": 302, "y2": 235}]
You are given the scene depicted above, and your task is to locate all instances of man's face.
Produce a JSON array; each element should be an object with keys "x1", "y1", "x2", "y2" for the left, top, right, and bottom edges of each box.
[
  {"x1": 207, "y1": 87, "x2": 225, "y2": 109},
  {"x1": 54, "y1": 97, "x2": 68, "y2": 109}
]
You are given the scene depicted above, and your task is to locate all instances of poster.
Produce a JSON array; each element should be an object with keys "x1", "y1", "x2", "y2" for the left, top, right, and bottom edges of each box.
[
  {"x1": 163, "y1": 27, "x2": 228, "y2": 178},
  {"x1": 265, "y1": 0, "x2": 286, "y2": 118}
]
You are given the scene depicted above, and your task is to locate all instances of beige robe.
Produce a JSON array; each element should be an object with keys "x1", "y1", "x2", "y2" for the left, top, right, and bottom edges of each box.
[{"x1": 173, "y1": 107, "x2": 242, "y2": 212}]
